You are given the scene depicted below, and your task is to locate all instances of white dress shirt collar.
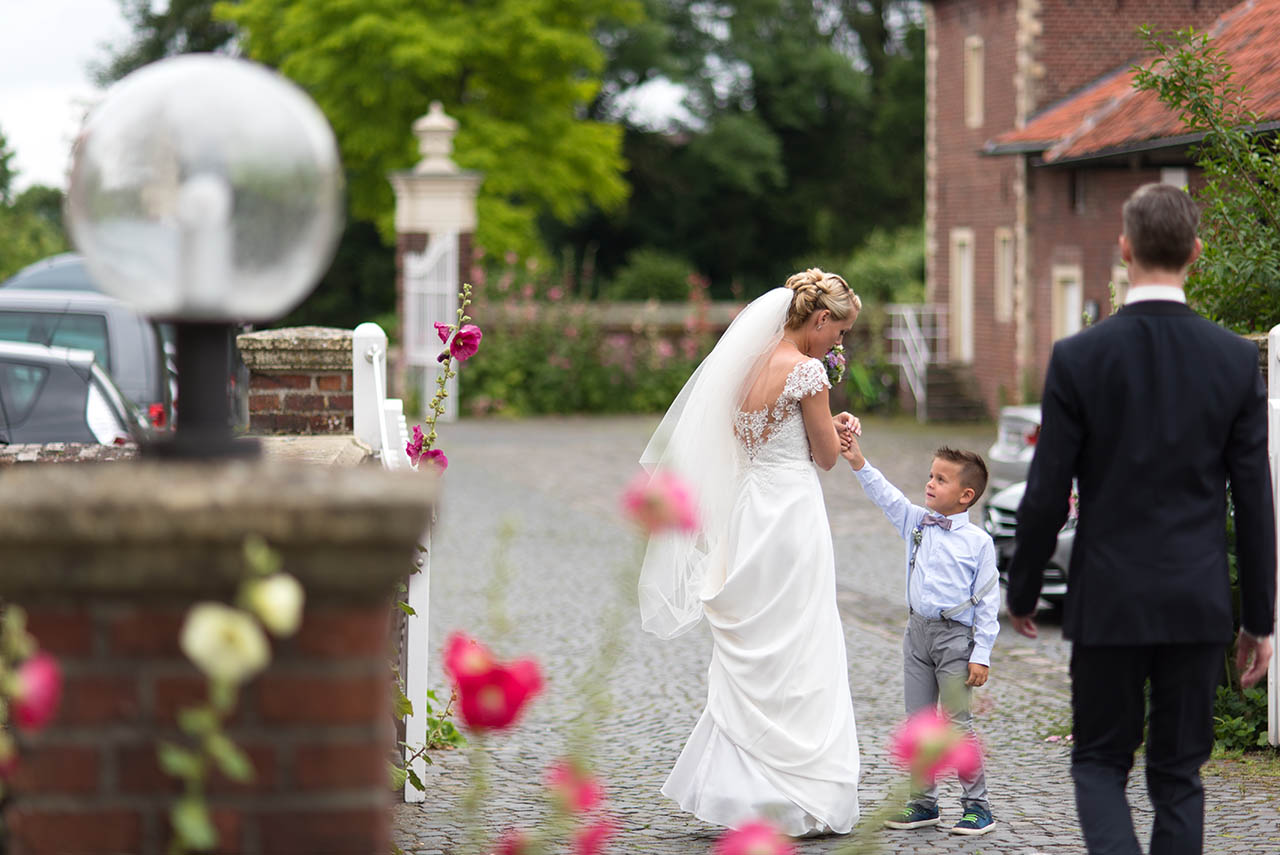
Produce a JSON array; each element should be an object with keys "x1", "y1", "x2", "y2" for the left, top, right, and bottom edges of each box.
[{"x1": 1126, "y1": 284, "x2": 1187, "y2": 305}]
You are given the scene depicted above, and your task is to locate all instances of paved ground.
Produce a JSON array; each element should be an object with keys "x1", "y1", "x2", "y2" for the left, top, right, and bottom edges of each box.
[{"x1": 393, "y1": 415, "x2": 1280, "y2": 854}]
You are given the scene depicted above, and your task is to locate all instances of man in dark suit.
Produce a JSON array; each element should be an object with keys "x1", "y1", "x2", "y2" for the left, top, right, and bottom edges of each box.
[{"x1": 1008, "y1": 182, "x2": 1276, "y2": 855}]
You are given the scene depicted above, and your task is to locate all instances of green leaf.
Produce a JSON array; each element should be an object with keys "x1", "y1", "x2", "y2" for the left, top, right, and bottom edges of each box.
[
  {"x1": 157, "y1": 742, "x2": 203, "y2": 780},
  {"x1": 395, "y1": 690, "x2": 414, "y2": 721},
  {"x1": 177, "y1": 707, "x2": 219, "y2": 737},
  {"x1": 389, "y1": 763, "x2": 408, "y2": 791},
  {"x1": 171, "y1": 798, "x2": 218, "y2": 850},
  {"x1": 396, "y1": 601, "x2": 416, "y2": 617},
  {"x1": 205, "y1": 733, "x2": 255, "y2": 783},
  {"x1": 406, "y1": 766, "x2": 426, "y2": 791}
]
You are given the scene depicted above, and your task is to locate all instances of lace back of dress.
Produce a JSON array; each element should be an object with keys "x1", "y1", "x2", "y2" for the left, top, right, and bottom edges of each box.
[{"x1": 734, "y1": 359, "x2": 830, "y2": 465}]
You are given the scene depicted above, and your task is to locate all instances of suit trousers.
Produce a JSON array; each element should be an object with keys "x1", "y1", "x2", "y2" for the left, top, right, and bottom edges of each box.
[
  {"x1": 1070, "y1": 642, "x2": 1225, "y2": 855},
  {"x1": 903, "y1": 610, "x2": 989, "y2": 809}
]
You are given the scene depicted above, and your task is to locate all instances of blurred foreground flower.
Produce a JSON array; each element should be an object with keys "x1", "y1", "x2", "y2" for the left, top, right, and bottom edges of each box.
[
  {"x1": 443, "y1": 631, "x2": 542, "y2": 731},
  {"x1": 243, "y1": 573, "x2": 305, "y2": 637},
  {"x1": 712, "y1": 820, "x2": 795, "y2": 855},
  {"x1": 546, "y1": 760, "x2": 604, "y2": 813},
  {"x1": 180, "y1": 603, "x2": 270, "y2": 685},
  {"x1": 622, "y1": 470, "x2": 698, "y2": 534},
  {"x1": 13, "y1": 652, "x2": 63, "y2": 731},
  {"x1": 573, "y1": 818, "x2": 616, "y2": 855},
  {"x1": 890, "y1": 708, "x2": 982, "y2": 785},
  {"x1": 493, "y1": 829, "x2": 532, "y2": 855}
]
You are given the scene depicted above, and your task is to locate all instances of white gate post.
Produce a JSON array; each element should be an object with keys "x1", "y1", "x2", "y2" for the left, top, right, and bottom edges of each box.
[
  {"x1": 404, "y1": 522, "x2": 432, "y2": 802},
  {"x1": 1268, "y1": 325, "x2": 1280, "y2": 746},
  {"x1": 352, "y1": 322, "x2": 387, "y2": 450}
]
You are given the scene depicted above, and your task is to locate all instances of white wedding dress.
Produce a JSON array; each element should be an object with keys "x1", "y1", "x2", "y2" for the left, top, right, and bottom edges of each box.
[{"x1": 660, "y1": 358, "x2": 861, "y2": 836}]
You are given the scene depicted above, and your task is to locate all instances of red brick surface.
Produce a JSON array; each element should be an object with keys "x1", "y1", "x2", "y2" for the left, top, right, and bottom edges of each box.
[
  {"x1": 249, "y1": 373, "x2": 313, "y2": 391},
  {"x1": 57, "y1": 673, "x2": 141, "y2": 726},
  {"x1": 8, "y1": 809, "x2": 143, "y2": 855},
  {"x1": 293, "y1": 740, "x2": 387, "y2": 790},
  {"x1": 257, "y1": 672, "x2": 390, "y2": 725},
  {"x1": 106, "y1": 608, "x2": 186, "y2": 658},
  {"x1": 290, "y1": 606, "x2": 391, "y2": 659},
  {"x1": 24, "y1": 608, "x2": 94, "y2": 657},
  {"x1": 10, "y1": 745, "x2": 100, "y2": 795},
  {"x1": 257, "y1": 808, "x2": 391, "y2": 855}
]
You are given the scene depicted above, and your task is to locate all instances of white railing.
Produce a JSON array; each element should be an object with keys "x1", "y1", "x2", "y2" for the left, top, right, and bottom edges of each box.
[
  {"x1": 352, "y1": 321, "x2": 433, "y2": 799},
  {"x1": 885, "y1": 304, "x2": 949, "y2": 422},
  {"x1": 1268, "y1": 324, "x2": 1280, "y2": 746},
  {"x1": 404, "y1": 233, "x2": 459, "y2": 422}
]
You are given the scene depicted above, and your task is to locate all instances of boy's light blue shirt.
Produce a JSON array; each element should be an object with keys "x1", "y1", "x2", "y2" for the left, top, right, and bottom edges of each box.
[{"x1": 853, "y1": 460, "x2": 1001, "y2": 667}]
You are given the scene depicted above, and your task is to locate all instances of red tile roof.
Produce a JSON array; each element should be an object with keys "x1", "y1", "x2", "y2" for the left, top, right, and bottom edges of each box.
[{"x1": 987, "y1": 0, "x2": 1280, "y2": 163}]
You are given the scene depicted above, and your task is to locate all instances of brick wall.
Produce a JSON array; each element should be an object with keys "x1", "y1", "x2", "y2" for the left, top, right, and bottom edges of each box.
[
  {"x1": 0, "y1": 461, "x2": 434, "y2": 855},
  {"x1": 237, "y1": 328, "x2": 354, "y2": 435},
  {"x1": 11, "y1": 602, "x2": 392, "y2": 855}
]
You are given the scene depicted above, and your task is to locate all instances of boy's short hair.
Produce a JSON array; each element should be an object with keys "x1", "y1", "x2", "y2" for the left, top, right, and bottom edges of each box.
[
  {"x1": 934, "y1": 446, "x2": 988, "y2": 506},
  {"x1": 1122, "y1": 183, "x2": 1200, "y2": 272}
]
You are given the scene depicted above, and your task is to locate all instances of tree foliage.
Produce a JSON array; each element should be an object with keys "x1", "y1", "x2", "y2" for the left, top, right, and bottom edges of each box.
[
  {"x1": 92, "y1": 0, "x2": 238, "y2": 85},
  {"x1": 0, "y1": 128, "x2": 68, "y2": 281},
  {"x1": 1134, "y1": 26, "x2": 1280, "y2": 333},
  {"x1": 217, "y1": 0, "x2": 636, "y2": 259}
]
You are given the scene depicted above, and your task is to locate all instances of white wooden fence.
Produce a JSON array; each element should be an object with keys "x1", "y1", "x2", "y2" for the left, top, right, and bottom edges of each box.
[
  {"x1": 403, "y1": 233, "x2": 459, "y2": 422},
  {"x1": 353, "y1": 321, "x2": 433, "y2": 801}
]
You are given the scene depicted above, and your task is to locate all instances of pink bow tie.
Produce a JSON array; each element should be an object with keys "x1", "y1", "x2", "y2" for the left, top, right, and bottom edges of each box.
[{"x1": 920, "y1": 514, "x2": 952, "y2": 530}]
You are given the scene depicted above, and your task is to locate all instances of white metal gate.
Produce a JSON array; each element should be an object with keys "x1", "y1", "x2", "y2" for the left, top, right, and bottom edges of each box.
[
  {"x1": 1268, "y1": 325, "x2": 1280, "y2": 746},
  {"x1": 404, "y1": 233, "x2": 460, "y2": 421}
]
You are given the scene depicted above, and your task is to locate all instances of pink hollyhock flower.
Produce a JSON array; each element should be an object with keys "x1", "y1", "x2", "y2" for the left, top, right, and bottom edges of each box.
[
  {"x1": 546, "y1": 760, "x2": 604, "y2": 813},
  {"x1": 406, "y1": 425, "x2": 425, "y2": 466},
  {"x1": 712, "y1": 820, "x2": 795, "y2": 855},
  {"x1": 450, "y1": 324, "x2": 483, "y2": 361},
  {"x1": 422, "y1": 448, "x2": 448, "y2": 472},
  {"x1": 621, "y1": 470, "x2": 699, "y2": 535},
  {"x1": 13, "y1": 652, "x2": 63, "y2": 731},
  {"x1": 443, "y1": 632, "x2": 543, "y2": 730},
  {"x1": 547, "y1": 287, "x2": 564, "y2": 302},
  {"x1": 890, "y1": 708, "x2": 983, "y2": 785},
  {"x1": 434, "y1": 321, "x2": 453, "y2": 344},
  {"x1": 493, "y1": 829, "x2": 532, "y2": 855},
  {"x1": 573, "y1": 818, "x2": 616, "y2": 855}
]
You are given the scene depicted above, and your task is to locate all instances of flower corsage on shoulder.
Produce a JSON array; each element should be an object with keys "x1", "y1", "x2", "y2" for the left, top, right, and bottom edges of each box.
[{"x1": 823, "y1": 344, "x2": 846, "y2": 385}]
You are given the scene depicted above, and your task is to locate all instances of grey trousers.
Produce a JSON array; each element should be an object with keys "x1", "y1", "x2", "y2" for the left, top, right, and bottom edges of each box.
[{"x1": 903, "y1": 610, "x2": 989, "y2": 810}]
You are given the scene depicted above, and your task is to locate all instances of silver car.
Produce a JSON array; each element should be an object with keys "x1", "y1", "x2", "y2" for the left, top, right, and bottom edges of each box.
[
  {"x1": 0, "y1": 341, "x2": 147, "y2": 444},
  {"x1": 986, "y1": 404, "x2": 1042, "y2": 493},
  {"x1": 985, "y1": 480, "x2": 1076, "y2": 607}
]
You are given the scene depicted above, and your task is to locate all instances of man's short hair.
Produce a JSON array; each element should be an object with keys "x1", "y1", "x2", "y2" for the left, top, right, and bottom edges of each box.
[
  {"x1": 935, "y1": 446, "x2": 989, "y2": 506},
  {"x1": 1122, "y1": 183, "x2": 1200, "y2": 272}
]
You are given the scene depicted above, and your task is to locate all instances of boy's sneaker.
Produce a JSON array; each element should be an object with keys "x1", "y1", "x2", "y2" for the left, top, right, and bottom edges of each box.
[
  {"x1": 950, "y1": 804, "x2": 996, "y2": 835},
  {"x1": 883, "y1": 804, "x2": 940, "y2": 829}
]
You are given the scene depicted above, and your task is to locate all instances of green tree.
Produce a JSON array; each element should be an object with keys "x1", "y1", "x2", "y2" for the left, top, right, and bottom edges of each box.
[
  {"x1": 1133, "y1": 26, "x2": 1280, "y2": 332},
  {"x1": 0, "y1": 129, "x2": 68, "y2": 280},
  {"x1": 218, "y1": 0, "x2": 636, "y2": 259},
  {"x1": 92, "y1": 0, "x2": 236, "y2": 86}
]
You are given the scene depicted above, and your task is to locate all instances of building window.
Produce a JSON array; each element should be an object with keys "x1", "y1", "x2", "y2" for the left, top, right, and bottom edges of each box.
[
  {"x1": 1161, "y1": 167, "x2": 1189, "y2": 189},
  {"x1": 950, "y1": 228, "x2": 975, "y2": 362},
  {"x1": 994, "y1": 228, "x2": 1014, "y2": 322},
  {"x1": 1069, "y1": 171, "x2": 1086, "y2": 215},
  {"x1": 1052, "y1": 264, "x2": 1084, "y2": 341},
  {"x1": 964, "y1": 36, "x2": 984, "y2": 129}
]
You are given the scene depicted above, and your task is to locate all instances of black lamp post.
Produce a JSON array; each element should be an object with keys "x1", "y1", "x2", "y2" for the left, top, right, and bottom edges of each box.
[{"x1": 64, "y1": 55, "x2": 344, "y2": 459}]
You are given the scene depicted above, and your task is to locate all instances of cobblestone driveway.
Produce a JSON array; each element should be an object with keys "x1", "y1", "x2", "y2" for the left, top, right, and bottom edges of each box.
[{"x1": 393, "y1": 416, "x2": 1280, "y2": 854}]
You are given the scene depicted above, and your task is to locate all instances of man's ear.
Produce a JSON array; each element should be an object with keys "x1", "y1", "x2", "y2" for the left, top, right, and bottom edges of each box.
[
  {"x1": 1119, "y1": 233, "x2": 1133, "y2": 265},
  {"x1": 1186, "y1": 237, "x2": 1203, "y2": 268}
]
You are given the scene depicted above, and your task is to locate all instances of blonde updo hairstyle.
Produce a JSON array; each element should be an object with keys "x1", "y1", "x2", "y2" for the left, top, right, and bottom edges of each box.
[{"x1": 783, "y1": 268, "x2": 861, "y2": 330}]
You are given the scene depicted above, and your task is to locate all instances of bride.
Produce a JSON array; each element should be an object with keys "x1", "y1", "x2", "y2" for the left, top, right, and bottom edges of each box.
[{"x1": 638, "y1": 269, "x2": 862, "y2": 836}]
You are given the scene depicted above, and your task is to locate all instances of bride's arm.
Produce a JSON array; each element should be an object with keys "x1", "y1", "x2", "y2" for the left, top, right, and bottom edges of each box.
[{"x1": 800, "y1": 388, "x2": 842, "y2": 470}]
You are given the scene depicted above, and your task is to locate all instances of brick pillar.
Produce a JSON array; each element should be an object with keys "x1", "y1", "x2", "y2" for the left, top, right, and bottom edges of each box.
[
  {"x1": 0, "y1": 462, "x2": 434, "y2": 855},
  {"x1": 237, "y1": 327, "x2": 354, "y2": 435}
]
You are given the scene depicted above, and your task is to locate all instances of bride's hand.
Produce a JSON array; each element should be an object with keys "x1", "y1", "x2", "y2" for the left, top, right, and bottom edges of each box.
[{"x1": 833, "y1": 411, "x2": 862, "y2": 437}]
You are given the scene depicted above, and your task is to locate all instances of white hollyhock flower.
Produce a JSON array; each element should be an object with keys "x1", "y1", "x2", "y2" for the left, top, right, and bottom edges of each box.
[
  {"x1": 244, "y1": 574, "x2": 305, "y2": 637},
  {"x1": 180, "y1": 603, "x2": 270, "y2": 684}
]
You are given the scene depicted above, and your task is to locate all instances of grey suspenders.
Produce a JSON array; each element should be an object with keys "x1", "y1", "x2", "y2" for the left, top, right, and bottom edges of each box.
[{"x1": 907, "y1": 521, "x2": 998, "y2": 621}]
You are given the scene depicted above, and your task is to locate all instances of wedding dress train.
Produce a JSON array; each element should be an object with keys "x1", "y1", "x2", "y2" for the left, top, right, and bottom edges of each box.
[{"x1": 661, "y1": 359, "x2": 861, "y2": 835}]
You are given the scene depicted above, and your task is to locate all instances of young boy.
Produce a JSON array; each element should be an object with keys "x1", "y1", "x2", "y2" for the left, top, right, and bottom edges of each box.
[{"x1": 842, "y1": 428, "x2": 1000, "y2": 836}]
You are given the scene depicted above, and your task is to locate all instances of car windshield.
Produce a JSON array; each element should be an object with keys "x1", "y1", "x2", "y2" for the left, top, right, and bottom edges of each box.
[
  {"x1": 0, "y1": 311, "x2": 111, "y2": 370},
  {"x1": 0, "y1": 361, "x2": 51, "y2": 439}
]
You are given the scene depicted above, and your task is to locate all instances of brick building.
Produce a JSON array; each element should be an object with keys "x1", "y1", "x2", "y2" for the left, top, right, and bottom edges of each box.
[{"x1": 926, "y1": 0, "x2": 1266, "y2": 412}]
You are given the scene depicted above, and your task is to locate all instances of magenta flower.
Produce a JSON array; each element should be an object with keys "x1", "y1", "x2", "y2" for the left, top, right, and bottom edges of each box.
[
  {"x1": 889, "y1": 708, "x2": 983, "y2": 785},
  {"x1": 442, "y1": 631, "x2": 543, "y2": 731},
  {"x1": 546, "y1": 760, "x2": 604, "y2": 813},
  {"x1": 13, "y1": 652, "x2": 63, "y2": 731},
  {"x1": 450, "y1": 324, "x2": 483, "y2": 361},
  {"x1": 493, "y1": 830, "x2": 532, "y2": 855},
  {"x1": 712, "y1": 820, "x2": 795, "y2": 855},
  {"x1": 434, "y1": 321, "x2": 453, "y2": 344},
  {"x1": 621, "y1": 470, "x2": 699, "y2": 535},
  {"x1": 573, "y1": 818, "x2": 616, "y2": 855},
  {"x1": 422, "y1": 448, "x2": 448, "y2": 472},
  {"x1": 406, "y1": 425, "x2": 425, "y2": 465}
]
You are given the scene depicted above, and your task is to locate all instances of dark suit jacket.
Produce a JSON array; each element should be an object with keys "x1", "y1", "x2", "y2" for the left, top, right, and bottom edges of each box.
[{"x1": 1008, "y1": 300, "x2": 1276, "y2": 645}]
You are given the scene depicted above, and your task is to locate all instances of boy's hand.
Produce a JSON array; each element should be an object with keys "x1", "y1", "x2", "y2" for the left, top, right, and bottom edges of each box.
[
  {"x1": 840, "y1": 429, "x2": 865, "y2": 469},
  {"x1": 965, "y1": 663, "x2": 989, "y2": 687}
]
